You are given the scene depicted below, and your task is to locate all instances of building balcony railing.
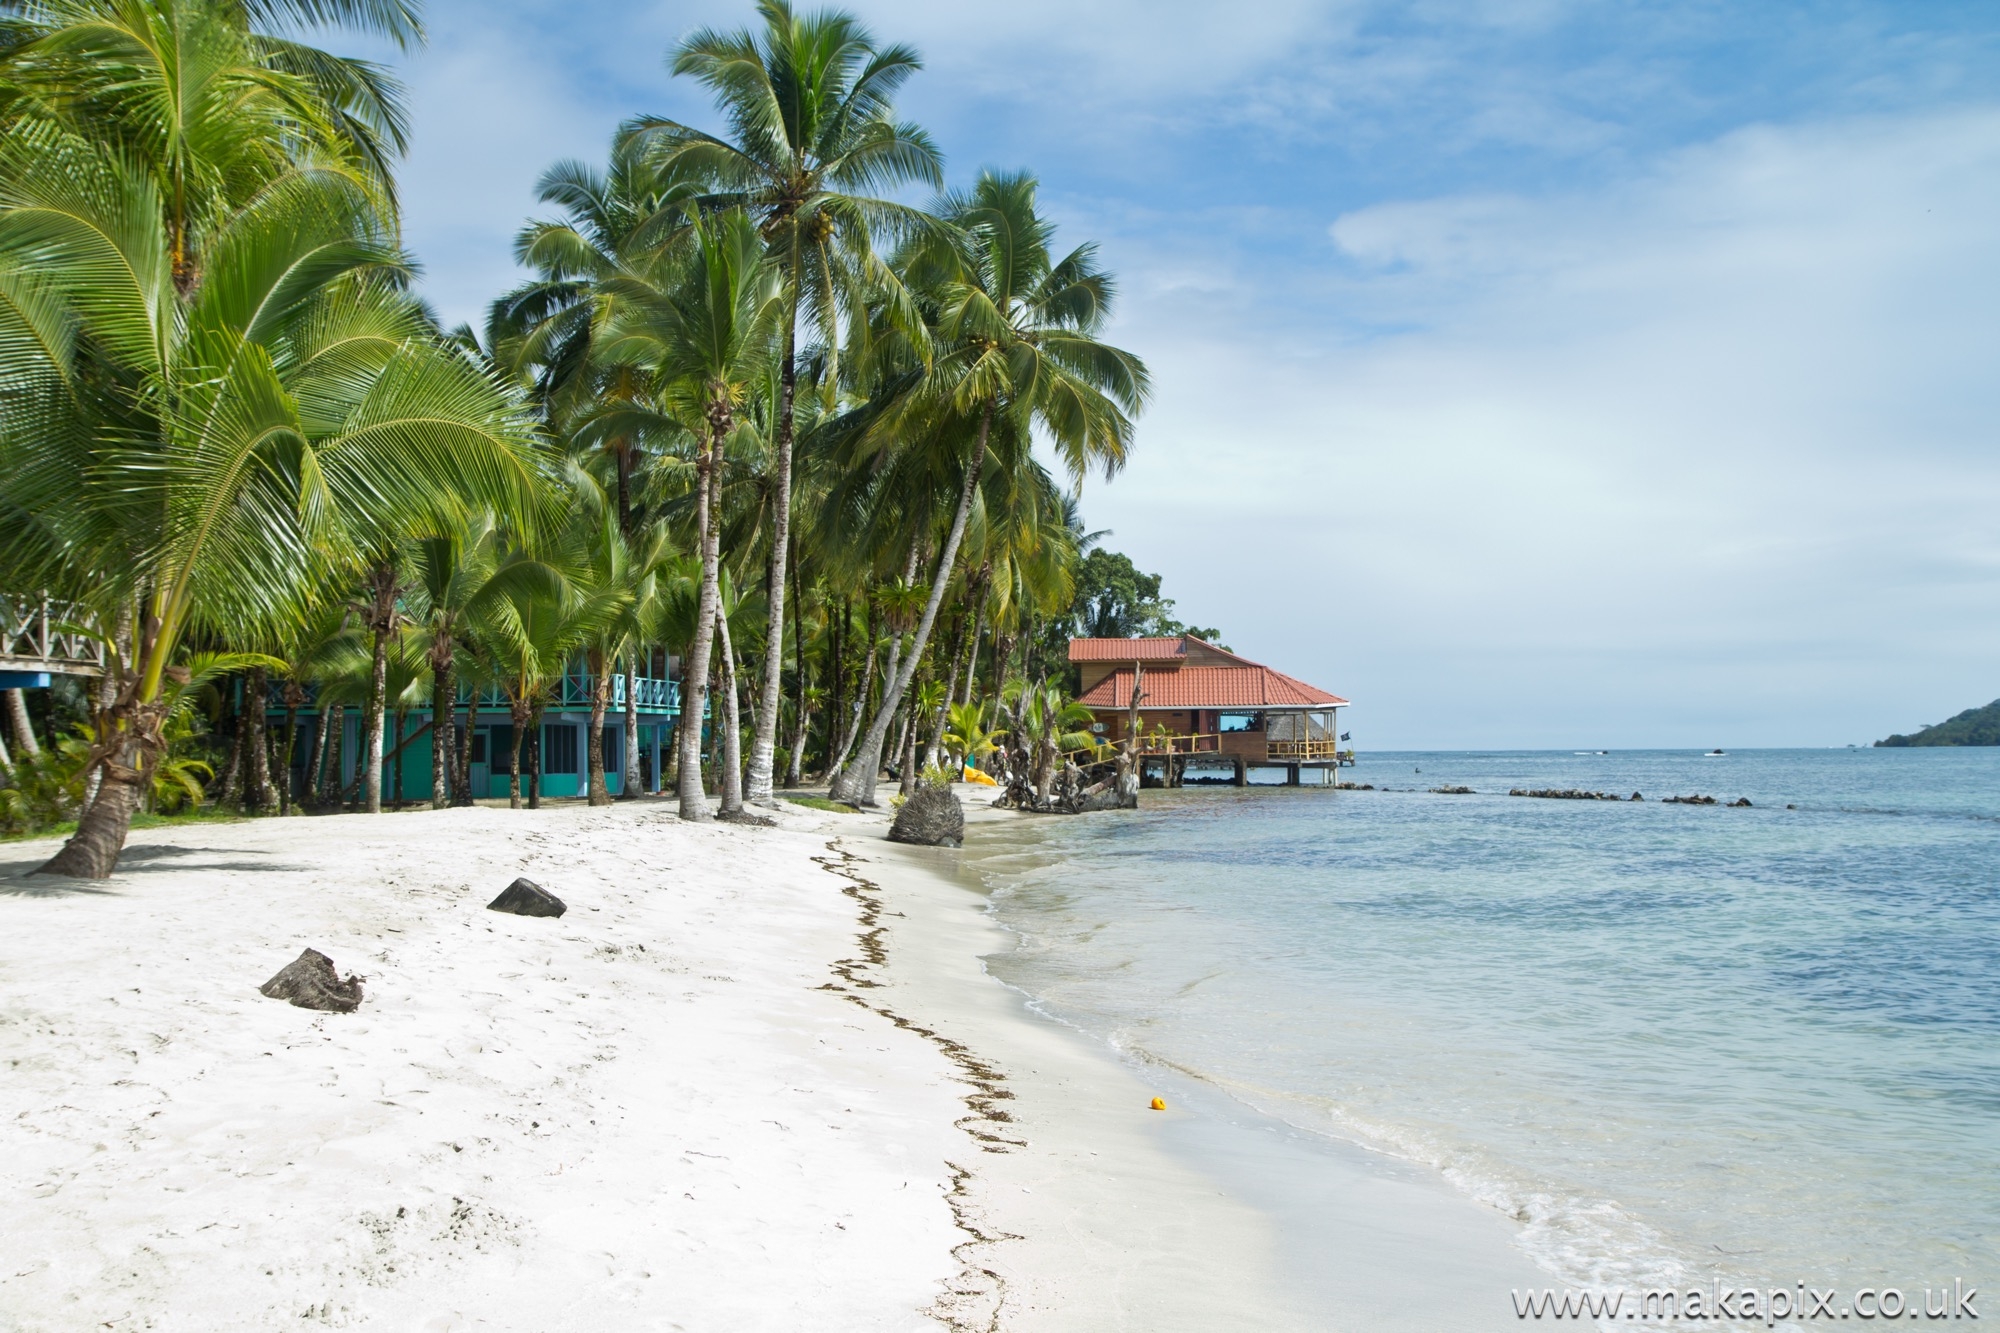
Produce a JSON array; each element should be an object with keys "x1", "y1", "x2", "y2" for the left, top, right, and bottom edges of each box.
[
  {"x1": 1, "y1": 594, "x2": 105, "y2": 677},
  {"x1": 272, "y1": 669, "x2": 683, "y2": 716},
  {"x1": 462, "y1": 670, "x2": 681, "y2": 714},
  {"x1": 1266, "y1": 738, "x2": 1343, "y2": 760},
  {"x1": 1074, "y1": 731, "x2": 1222, "y2": 761}
]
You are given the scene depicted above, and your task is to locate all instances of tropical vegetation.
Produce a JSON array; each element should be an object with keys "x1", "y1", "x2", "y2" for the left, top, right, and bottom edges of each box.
[{"x1": 0, "y1": 0, "x2": 1214, "y2": 877}]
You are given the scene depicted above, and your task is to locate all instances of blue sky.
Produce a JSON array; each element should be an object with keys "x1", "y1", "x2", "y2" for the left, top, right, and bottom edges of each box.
[{"x1": 379, "y1": 1, "x2": 2000, "y2": 747}]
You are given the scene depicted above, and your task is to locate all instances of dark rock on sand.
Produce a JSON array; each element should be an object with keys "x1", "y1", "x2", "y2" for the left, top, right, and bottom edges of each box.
[
  {"x1": 488, "y1": 878, "x2": 568, "y2": 918},
  {"x1": 259, "y1": 948, "x2": 364, "y2": 1013},
  {"x1": 889, "y1": 783, "x2": 965, "y2": 848}
]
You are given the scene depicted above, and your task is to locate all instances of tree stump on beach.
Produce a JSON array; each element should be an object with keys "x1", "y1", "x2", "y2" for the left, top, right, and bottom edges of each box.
[
  {"x1": 487, "y1": 878, "x2": 568, "y2": 918},
  {"x1": 889, "y1": 783, "x2": 964, "y2": 848},
  {"x1": 259, "y1": 948, "x2": 364, "y2": 1013}
]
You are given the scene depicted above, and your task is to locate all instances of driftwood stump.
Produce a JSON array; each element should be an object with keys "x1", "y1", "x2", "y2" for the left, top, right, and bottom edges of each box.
[
  {"x1": 259, "y1": 948, "x2": 364, "y2": 1013},
  {"x1": 487, "y1": 877, "x2": 567, "y2": 918}
]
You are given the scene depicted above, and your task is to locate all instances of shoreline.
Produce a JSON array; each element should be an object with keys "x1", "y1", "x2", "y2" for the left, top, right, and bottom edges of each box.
[
  {"x1": 848, "y1": 796, "x2": 1550, "y2": 1331},
  {"x1": 2, "y1": 788, "x2": 1550, "y2": 1330}
]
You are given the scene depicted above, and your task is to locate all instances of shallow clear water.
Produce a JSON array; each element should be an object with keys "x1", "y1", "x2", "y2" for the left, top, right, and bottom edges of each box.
[{"x1": 963, "y1": 749, "x2": 2000, "y2": 1294}]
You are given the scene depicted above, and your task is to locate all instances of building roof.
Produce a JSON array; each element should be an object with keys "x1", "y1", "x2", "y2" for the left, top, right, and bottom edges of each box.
[
  {"x1": 1067, "y1": 634, "x2": 1263, "y2": 665},
  {"x1": 1077, "y1": 664, "x2": 1348, "y2": 711},
  {"x1": 1067, "y1": 636, "x2": 1191, "y2": 662}
]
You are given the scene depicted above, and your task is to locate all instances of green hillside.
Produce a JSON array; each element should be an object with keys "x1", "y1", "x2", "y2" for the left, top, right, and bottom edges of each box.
[{"x1": 1876, "y1": 699, "x2": 2000, "y2": 747}]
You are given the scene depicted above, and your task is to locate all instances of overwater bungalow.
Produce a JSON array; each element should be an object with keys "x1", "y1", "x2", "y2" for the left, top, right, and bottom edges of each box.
[{"x1": 1071, "y1": 635, "x2": 1350, "y2": 786}]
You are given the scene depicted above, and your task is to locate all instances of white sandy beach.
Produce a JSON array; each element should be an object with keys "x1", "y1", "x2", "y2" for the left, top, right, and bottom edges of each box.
[{"x1": 1, "y1": 792, "x2": 1543, "y2": 1331}]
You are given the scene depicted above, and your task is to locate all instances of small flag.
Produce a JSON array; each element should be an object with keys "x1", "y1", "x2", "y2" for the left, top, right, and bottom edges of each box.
[{"x1": 1339, "y1": 731, "x2": 1351, "y2": 742}]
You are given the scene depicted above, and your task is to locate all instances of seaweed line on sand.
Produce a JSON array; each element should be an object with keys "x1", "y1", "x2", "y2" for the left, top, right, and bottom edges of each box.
[{"x1": 813, "y1": 843, "x2": 1022, "y2": 1333}]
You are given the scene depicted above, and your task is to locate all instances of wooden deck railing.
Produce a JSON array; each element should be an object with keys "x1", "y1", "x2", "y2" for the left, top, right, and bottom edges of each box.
[
  {"x1": 1266, "y1": 737, "x2": 1342, "y2": 760},
  {"x1": 0, "y1": 595, "x2": 104, "y2": 676}
]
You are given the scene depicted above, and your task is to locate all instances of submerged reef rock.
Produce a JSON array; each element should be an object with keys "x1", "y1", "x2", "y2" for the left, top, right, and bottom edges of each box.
[
  {"x1": 889, "y1": 782, "x2": 965, "y2": 848},
  {"x1": 1663, "y1": 794, "x2": 1719, "y2": 806},
  {"x1": 259, "y1": 948, "x2": 364, "y2": 1013},
  {"x1": 1509, "y1": 788, "x2": 1624, "y2": 801},
  {"x1": 487, "y1": 878, "x2": 568, "y2": 918}
]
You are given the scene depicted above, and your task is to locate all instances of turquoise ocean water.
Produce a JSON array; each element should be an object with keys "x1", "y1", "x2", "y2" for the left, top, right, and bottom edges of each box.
[{"x1": 961, "y1": 749, "x2": 1999, "y2": 1297}]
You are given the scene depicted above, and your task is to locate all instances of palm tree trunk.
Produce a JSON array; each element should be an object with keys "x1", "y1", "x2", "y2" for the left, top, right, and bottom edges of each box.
[
  {"x1": 2, "y1": 726, "x2": 15, "y2": 770},
  {"x1": 823, "y1": 596, "x2": 876, "y2": 783},
  {"x1": 317, "y1": 707, "x2": 343, "y2": 809},
  {"x1": 457, "y1": 688, "x2": 480, "y2": 806},
  {"x1": 429, "y1": 651, "x2": 453, "y2": 809},
  {"x1": 217, "y1": 706, "x2": 244, "y2": 807},
  {"x1": 392, "y1": 707, "x2": 410, "y2": 810},
  {"x1": 35, "y1": 752, "x2": 146, "y2": 878},
  {"x1": 586, "y1": 646, "x2": 612, "y2": 807},
  {"x1": 527, "y1": 703, "x2": 545, "y2": 809},
  {"x1": 825, "y1": 598, "x2": 844, "y2": 771},
  {"x1": 362, "y1": 627, "x2": 389, "y2": 815},
  {"x1": 620, "y1": 653, "x2": 641, "y2": 798},
  {"x1": 831, "y1": 407, "x2": 991, "y2": 806},
  {"x1": 785, "y1": 696, "x2": 812, "y2": 788},
  {"x1": 897, "y1": 703, "x2": 918, "y2": 797},
  {"x1": 80, "y1": 604, "x2": 130, "y2": 817},
  {"x1": 677, "y1": 413, "x2": 726, "y2": 822},
  {"x1": 745, "y1": 311, "x2": 798, "y2": 804},
  {"x1": 6, "y1": 687, "x2": 40, "y2": 756},
  {"x1": 508, "y1": 698, "x2": 527, "y2": 809},
  {"x1": 244, "y1": 667, "x2": 270, "y2": 813},
  {"x1": 717, "y1": 607, "x2": 743, "y2": 816},
  {"x1": 927, "y1": 600, "x2": 976, "y2": 768},
  {"x1": 280, "y1": 687, "x2": 303, "y2": 815},
  {"x1": 33, "y1": 665, "x2": 162, "y2": 878},
  {"x1": 961, "y1": 599, "x2": 986, "y2": 705},
  {"x1": 785, "y1": 561, "x2": 808, "y2": 786}
]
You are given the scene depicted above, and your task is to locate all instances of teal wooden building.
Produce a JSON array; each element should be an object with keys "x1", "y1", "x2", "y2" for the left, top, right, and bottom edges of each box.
[{"x1": 284, "y1": 658, "x2": 685, "y2": 802}]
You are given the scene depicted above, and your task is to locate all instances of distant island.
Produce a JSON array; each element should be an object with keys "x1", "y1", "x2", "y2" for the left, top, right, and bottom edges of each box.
[{"x1": 1876, "y1": 699, "x2": 2000, "y2": 746}]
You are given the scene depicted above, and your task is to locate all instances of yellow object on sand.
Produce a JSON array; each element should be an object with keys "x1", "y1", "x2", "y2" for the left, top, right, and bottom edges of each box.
[
  {"x1": 963, "y1": 767, "x2": 998, "y2": 786},
  {"x1": 1149, "y1": 1097, "x2": 1166, "y2": 1111}
]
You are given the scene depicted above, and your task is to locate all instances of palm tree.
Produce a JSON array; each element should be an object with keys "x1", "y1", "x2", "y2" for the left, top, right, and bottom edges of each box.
[
  {"x1": 942, "y1": 699, "x2": 1001, "y2": 773},
  {"x1": 828, "y1": 170, "x2": 1148, "y2": 804},
  {"x1": 629, "y1": 0, "x2": 943, "y2": 806},
  {"x1": 405, "y1": 515, "x2": 565, "y2": 809},
  {"x1": 997, "y1": 679, "x2": 1096, "y2": 806},
  {"x1": 471, "y1": 549, "x2": 611, "y2": 810},
  {"x1": 596, "y1": 207, "x2": 781, "y2": 820},
  {"x1": 0, "y1": 114, "x2": 542, "y2": 876}
]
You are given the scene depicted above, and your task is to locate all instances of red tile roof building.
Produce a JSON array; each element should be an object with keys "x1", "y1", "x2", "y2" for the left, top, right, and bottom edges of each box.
[{"x1": 1068, "y1": 636, "x2": 1349, "y2": 770}]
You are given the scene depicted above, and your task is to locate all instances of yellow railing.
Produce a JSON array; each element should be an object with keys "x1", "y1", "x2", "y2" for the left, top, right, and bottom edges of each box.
[
  {"x1": 1266, "y1": 738, "x2": 1343, "y2": 760},
  {"x1": 1064, "y1": 732, "x2": 1222, "y2": 763},
  {"x1": 1132, "y1": 732, "x2": 1221, "y2": 756}
]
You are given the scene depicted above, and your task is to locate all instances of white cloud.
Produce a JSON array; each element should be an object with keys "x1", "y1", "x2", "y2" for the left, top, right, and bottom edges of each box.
[
  {"x1": 1080, "y1": 108, "x2": 2000, "y2": 745},
  {"x1": 378, "y1": 1, "x2": 2000, "y2": 746}
]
